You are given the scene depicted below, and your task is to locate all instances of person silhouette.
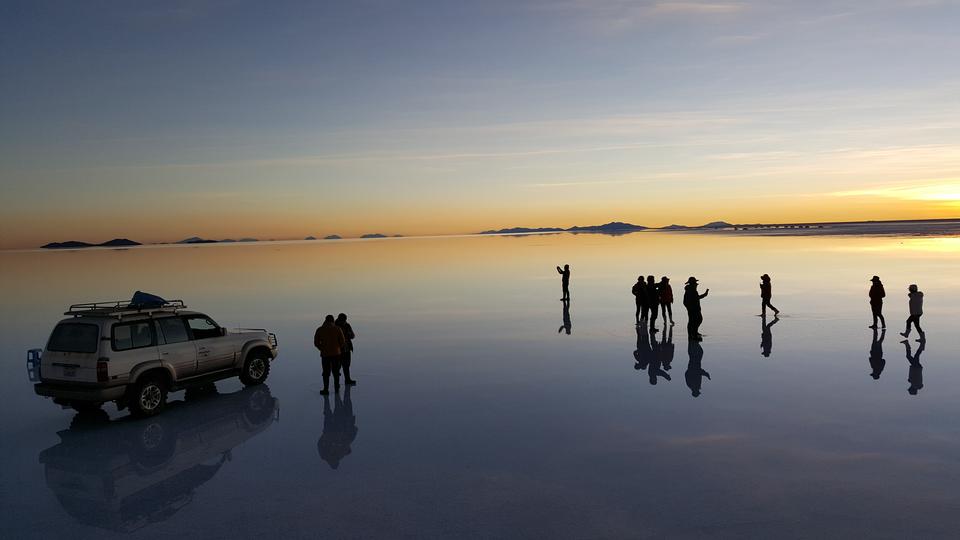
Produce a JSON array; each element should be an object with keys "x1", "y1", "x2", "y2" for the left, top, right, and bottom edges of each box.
[
  {"x1": 317, "y1": 384, "x2": 358, "y2": 469},
  {"x1": 685, "y1": 337, "x2": 710, "y2": 397},
  {"x1": 868, "y1": 275, "x2": 886, "y2": 329},
  {"x1": 659, "y1": 276, "x2": 675, "y2": 326},
  {"x1": 633, "y1": 322, "x2": 652, "y2": 371},
  {"x1": 869, "y1": 327, "x2": 886, "y2": 380},
  {"x1": 335, "y1": 313, "x2": 357, "y2": 385},
  {"x1": 632, "y1": 276, "x2": 646, "y2": 324},
  {"x1": 558, "y1": 299, "x2": 572, "y2": 335},
  {"x1": 557, "y1": 264, "x2": 571, "y2": 301},
  {"x1": 760, "y1": 274, "x2": 780, "y2": 316},
  {"x1": 683, "y1": 277, "x2": 709, "y2": 341},
  {"x1": 646, "y1": 275, "x2": 660, "y2": 331},
  {"x1": 900, "y1": 284, "x2": 925, "y2": 340},
  {"x1": 902, "y1": 338, "x2": 925, "y2": 395},
  {"x1": 647, "y1": 330, "x2": 672, "y2": 386},
  {"x1": 314, "y1": 314, "x2": 346, "y2": 395}
]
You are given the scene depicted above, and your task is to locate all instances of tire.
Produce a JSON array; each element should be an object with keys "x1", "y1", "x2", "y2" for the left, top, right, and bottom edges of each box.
[
  {"x1": 130, "y1": 376, "x2": 167, "y2": 417},
  {"x1": 240, "y1": 353, "x2": 270, "y2": 386}
]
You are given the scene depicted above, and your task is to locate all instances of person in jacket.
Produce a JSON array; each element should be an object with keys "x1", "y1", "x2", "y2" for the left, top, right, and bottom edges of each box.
[
  {"x1": 314, "y1": 314, "x2": 346, "y2": 394},
  {"x1": 869, "y1": 327, "x2": 886, "y2": 380},
  {"x1": 869, "y1": 275, "x2": 886, "y2": 329},
  {"x1": 683, "y1": 277, "x2": 709, "y2": 341},
  {"x1": 900, "y1": 284, "x2": 925, "y2": 340},
  {"x1": 646, "y1": 275, "x2": 660, "y2": 330},
  {"x1": 659, "y1": 276, "x2": 675, "y2": 325},
  {"x1": 557, "y1": 264, "x2": 571, "y2": 301},
  {"x1": 632, "y1": 276, "x2": 646, "y2": 324},
  {"x1": 760, "y1": 274, "x2": 780, "y2": 317},
  {"x1": 335, "y1": 313, "x2": 357, "y2": 385}
]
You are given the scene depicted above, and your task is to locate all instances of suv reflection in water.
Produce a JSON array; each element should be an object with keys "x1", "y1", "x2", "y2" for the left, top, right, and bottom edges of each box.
[{"x1": 38, "y1": 384, "x2": 279, "y2": 533}]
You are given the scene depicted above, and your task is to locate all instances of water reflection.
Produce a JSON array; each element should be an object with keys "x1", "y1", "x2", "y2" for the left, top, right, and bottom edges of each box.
[
  {"x1": 903, "y1": 339, "x2": 925, "y2": 396},
  {"x1": 38, "y1": 385, "x2": 278, "y2": 532},
  {"x1": 869, "y1": 328, "x2": 886, "y2": 380},
  {"x1": 685, "y1": 338, "x2": 710, "y2": 398},
  {"x1": 317, "y1": 385, "x2": 359, "y2": 469},
  {"x1": 760, "y1": 315, "x2": 779, "y2": 358},
  {"x1": 558, "y1": 299, "x2": 572, "y2": 335}
]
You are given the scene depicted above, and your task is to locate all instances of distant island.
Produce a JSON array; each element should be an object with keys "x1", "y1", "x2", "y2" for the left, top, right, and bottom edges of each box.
[
  {"x1": 480, "y1": 220, "x2": 736, "y2": 236},
  {"x1": 361, "y1": 233, "x2": 388, "y2": 239},
  {"x1": 42, "y1": 238, "x2": 141, "y2": 249},
  {"x1": 324, "y1": 234, "x2": 342, "y2": 240}
]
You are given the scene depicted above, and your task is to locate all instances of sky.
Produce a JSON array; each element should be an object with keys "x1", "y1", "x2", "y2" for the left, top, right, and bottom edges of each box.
[{"x1": 2, "y1": 0, "x2": 960, "y2": 248}]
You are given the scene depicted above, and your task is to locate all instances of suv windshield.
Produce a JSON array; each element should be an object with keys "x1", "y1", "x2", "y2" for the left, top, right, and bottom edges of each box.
[{"x1": 48, "y1": 323, "x2": 100, "y2": 353}]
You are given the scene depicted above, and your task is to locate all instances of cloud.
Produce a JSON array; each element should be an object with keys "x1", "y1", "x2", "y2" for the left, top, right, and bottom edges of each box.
[{"x1": 831, "y1": 181, "x2": 960, "y2": 203}]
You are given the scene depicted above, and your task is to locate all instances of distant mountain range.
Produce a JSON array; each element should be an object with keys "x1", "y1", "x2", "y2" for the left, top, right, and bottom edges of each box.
[
  {"x1": 480, "y1": 221, "x2": 734, "y2": 236},
  {"x1": 42, "y1": 238, "x2": 141, "y2": 249}
]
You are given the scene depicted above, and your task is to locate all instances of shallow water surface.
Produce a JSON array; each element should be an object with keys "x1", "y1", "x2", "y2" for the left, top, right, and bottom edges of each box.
[{"x1": 2, "y1": 233, "x2": 960, "y2": 539}]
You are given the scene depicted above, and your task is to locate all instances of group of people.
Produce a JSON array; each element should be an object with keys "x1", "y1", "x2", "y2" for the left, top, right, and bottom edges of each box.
[
  {"x1": 557, "y1": 265, "x2": 928, "y2": 343},
  {"x1": 313, "y1": 313, "x2": 357, "y2": 394}
]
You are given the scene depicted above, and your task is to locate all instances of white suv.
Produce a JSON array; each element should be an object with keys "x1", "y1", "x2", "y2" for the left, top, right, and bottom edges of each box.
[{"x1": 29, "y1": 299, "x2": 279, "y2": 417}]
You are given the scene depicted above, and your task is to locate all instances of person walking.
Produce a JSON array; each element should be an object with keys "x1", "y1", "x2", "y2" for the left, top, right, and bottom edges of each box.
[
  {"x1": 683, "y1": 277, "x2": 709, "y2": 341},
  {"x1": 646, "y1": 275, "x2": 660, "y2": 330},
  {"x1": 869, "y1": 276, "x2": 886, "y2": 329},
  {"x1": 335, "y1": 313, "x2": 357, "y2": 385},
  {"x1": 314, "y1": 314, "x2": 346, "y2": 395},
  {"x1": 659, "y1": 276, "x2": 674, "y2": 325},
  {"x1": 632, "y1": 276, "x2": 646, "y2": 324},
  {"x1": 900, "y1": 284, "x2": 925, "y2": 340},
  {"x1": 557, "y1": 264, "x2": 571, "y2": 301},
  {"x1": 760, "y1": 274, "x2": 780, "y2": 317}
]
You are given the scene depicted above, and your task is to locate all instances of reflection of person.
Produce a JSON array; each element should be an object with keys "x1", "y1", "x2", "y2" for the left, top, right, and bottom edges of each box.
[
  {"x1": 632, "y1": 276, "x2": 646, "y2": 324},
  {"x1": 658, "y1": 325, "x2": 675, "y2": 372},
  {"x1": 760, "y1": 315, "x2": 779, "y2": 358},
  {"x1": 335, "y1": 313, "x2": 357, "y2": 385},
  {"x1": 318, "y1": 385, "x2": 358, "y2": 469},
  {"x1": 558, "y1": 299, "x2": 572, "y2": 335},
  {"x1": 900, "y1": 284, "x2": 925, "y2": 340},
  {"x1": 683, "y1": 277, "x2": 709, "y2": 341},
  {"x1": 760, "y1": 274, "x2": 780, "y2": 317},
  {"x1": 869, "y1": 328, "x2": 886, "y2": 380},
  {"x1": 314, "y1": 315, "x2": 346, "y2": 395},
  {"x1": 557, "y1": 264, "x2": 571, "y2": 301},
  {"x1": 647, "y1": 326, "x2": 671, "y2": 385},
  {"x1": 633, "y1": 323, "x2": 651, "y2": 371},
  {"x1": 685, "y1": 338, "x2": 710, "y2": 397},
  {"x1": 868, "y1": 276, "x2": 886, "y2": 329},
  {"x1": 902, "y1": 339, "x2": 925, "y2": 396},
  {"x1": 659, "y1": 276, "x2": 675, "y2": 325}
]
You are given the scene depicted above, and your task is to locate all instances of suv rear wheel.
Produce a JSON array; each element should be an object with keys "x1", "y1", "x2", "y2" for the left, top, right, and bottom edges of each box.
[
  {"x1": 130, "y1": 376, "x2": 167, "y2": 417},
  {"x1": 240, "y1": 353, "x2": 270, "y2": 386}
]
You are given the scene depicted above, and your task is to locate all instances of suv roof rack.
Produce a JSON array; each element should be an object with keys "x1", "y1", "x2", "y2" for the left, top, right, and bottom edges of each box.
[{"x1": 65, "y1": 299, "x2": 187, "y2": 318}]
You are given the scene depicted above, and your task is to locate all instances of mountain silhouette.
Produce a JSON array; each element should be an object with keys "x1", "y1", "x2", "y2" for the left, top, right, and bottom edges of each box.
[{"x1": 42, "y1": 238, "x2": 141, "y2": 249}]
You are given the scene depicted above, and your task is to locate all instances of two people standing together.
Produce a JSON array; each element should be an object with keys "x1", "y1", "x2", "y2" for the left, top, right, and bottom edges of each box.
[
  {"x1": 867, "y1": 276, "x2": 925, "y2": 341},
  {"x1": 314, "y1": 313, "x2": 357, "y2": 394}
]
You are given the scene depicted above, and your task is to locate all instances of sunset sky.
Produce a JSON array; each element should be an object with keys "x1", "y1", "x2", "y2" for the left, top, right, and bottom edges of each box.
[{"x1": 2, "y1": 1, "x2": 960, "y2": 248}]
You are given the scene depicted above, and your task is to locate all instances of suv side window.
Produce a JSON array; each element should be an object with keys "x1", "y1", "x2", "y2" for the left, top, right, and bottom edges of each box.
[
  {"x1": 156, "y1": 317, "x2": 190, "y2": 344},
  {"x1": 113, "y1": 321, "x2": 156, "y2": 351},
  {"x1": 184, "y1": 316, "x2": 221, "y2": 340}
]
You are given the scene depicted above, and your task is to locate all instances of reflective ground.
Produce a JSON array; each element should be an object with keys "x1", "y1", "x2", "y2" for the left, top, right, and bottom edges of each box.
[{"x1": 3, "y1": 233, "x2": 960, "y2": 539}]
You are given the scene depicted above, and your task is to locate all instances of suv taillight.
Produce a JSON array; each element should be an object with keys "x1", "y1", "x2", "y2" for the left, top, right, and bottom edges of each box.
[{"x1": 97, "y1": 360, "x2": 109, "y2": 382}]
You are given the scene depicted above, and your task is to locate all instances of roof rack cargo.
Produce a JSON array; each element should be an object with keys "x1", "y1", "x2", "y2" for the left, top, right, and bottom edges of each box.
[{"x1": 65, "y1": 299, "x2": 187, "y2": 318}]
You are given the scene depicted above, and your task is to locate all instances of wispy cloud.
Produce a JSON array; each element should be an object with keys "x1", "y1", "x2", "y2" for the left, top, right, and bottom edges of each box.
[{"x1": 831, "y1": 181, "x2": 960, "y2": 203}]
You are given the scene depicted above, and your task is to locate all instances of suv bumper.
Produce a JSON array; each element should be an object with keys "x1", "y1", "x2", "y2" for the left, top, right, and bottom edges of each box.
[{"x1": 34, "y1": 382, "x2": 126, "y2": 402}]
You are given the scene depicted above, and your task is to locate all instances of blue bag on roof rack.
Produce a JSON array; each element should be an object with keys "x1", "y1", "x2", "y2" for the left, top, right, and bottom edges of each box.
[{"x1": 128, "y1": 291, "x2": 168, "y2": 309}]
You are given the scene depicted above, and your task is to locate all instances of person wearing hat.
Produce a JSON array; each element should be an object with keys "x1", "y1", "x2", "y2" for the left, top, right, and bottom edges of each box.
[
  {"x1": 682, "y1": 276, "x2": 709, "y2": 340},
  {"x1": 900, "y1": 284, "x2": 925, "y2": 340},
  {"x1": 868, "y1": 276, "x2": 886, "y2": 329},
  {"x1": 759, "y1": 274, "x2": 779, "y2": 317}
]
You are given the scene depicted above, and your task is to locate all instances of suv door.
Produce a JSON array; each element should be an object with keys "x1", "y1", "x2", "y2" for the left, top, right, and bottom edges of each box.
[
  {"x1": 183, "y1": 315, "x2": 236, "y2": 373},
  {"x1": 111, "y1": 320, "x2": 160, "y2": 380},
  {"x1": 155, "y1": 317, "x2": 197, "y2": 379}
]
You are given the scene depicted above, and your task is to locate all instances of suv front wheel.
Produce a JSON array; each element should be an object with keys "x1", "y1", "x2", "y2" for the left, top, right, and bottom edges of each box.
[
  {"x1": 130, "y1": 376, "x2": 167, "y2": 417},
  {"x1": 240, "y1": 353, "x2": 270, "y2": 386}
]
